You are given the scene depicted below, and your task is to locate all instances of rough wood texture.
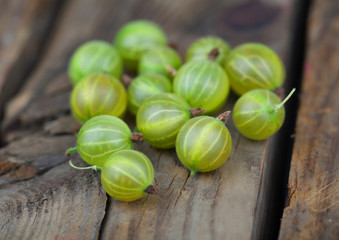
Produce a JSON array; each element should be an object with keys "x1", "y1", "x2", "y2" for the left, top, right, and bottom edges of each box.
[
  {"x1": 0, "y1": 0, "x2": 61, "y2": 120},
  {"x1": 0, "y1": 0, "x2": 293, "y2": 239},
  {"x1": 279, "y1": 0, "x2": 339, "y2": 239}
]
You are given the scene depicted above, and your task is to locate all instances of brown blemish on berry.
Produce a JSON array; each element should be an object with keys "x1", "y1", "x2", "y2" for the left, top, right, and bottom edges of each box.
[
  {"x1": 189, "y1": 108, "x2": 206, "y2": 117},
  {"x1": 208, "y1": 47, "x2": 220, "y2": 61}
]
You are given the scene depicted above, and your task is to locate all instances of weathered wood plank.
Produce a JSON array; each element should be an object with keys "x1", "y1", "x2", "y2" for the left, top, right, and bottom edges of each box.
[
  {"x1": 0, "y1": 0, "x2": 294, "y2": 239},
  {"x1": 279, "y1": 0, "x2": 339, "y2": 239},
  {"x1": 0, "y1": 0, "x2": 62, "y2": 121},
  {"x1": 0, "y1": 159, "x2": 106, "y2": 240}
]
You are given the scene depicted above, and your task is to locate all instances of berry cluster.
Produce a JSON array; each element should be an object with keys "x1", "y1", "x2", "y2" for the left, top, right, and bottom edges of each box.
[{"x1": 66, "y1": 20, "x2": 295, "y2": 202}]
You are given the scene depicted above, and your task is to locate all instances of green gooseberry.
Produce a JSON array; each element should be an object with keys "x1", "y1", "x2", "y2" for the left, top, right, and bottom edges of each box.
[
  {"x1": 68, "y1": 40, "x2": 123, "y2": 85},
  {"x1": 70, "y1": 73, "x2": 127, "y2": 123},
  {"x1": 173, "y1": 60, "x2": 230, "y2": 114},
  {"x1": 66, "y1": 115, "x2": 143, "y2": 167},
  {"x1": 176, "y1": 112, "x2": 232, "y2": 176},
  {"x1": 224, "y1": 43, "x2": 285, "y2": 95},
  {"x1": 138, "y1": 46, "x2": 182, "y2": 78},
  {"x1": 69, "y1": 149, "x2": 157, "y2": 202},
  {"x1": 136, "y1": 93, "x2": 205, "y2": 149},
  {"x1": 114, "y1": 20, "x2": 167, "y2": 71},
  {"x1": 233, "y1": 88, "x2": 295, "y2": 140},
  {"x1": 186, "y1": 36, "x2": 231, "y2": 65},
  {"x1": 127, "y1": 74, "x2": 172, "y2": 115}
]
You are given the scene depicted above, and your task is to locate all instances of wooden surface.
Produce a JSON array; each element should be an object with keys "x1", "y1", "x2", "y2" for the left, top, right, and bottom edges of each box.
[
  {"x1": 279, "y1": 0, "x2": 339, "y2": 239},
  {"x1": 0, "y1": 0, "x2": 61, "y2": 121},
  {"x1": 0, "y1": 0, "x2": 295, "y2": 239}
]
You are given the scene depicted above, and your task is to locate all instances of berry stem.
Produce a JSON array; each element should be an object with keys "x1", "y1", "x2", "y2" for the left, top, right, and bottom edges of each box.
[
  {"x1": 275, "y1": 88, "x2": 296, "y2": 110},
  {"x1": 190, "y1": 170, "x2": 196, "y2": 176},
  {"x1": 166, "y1": 65, "x2": 177, "y2": 77},
  {"x1": 208, "y1": 47, "x2": 219, "y2": 61},
  {"x1": 65, "y1": 147, "x2": 77, "y2": 156},
  {"x1": 122, "y1": 74, "x2": 134, "y2": 86},
  {"x1": 145, "y1": 185, "x2": 158, "y2": 194},
  {"x1": 130, "y1": 132, "x2": 143, "y2": 142},
  {"x1": 69, "y1": 160, "x2": 102, "y2": 171},
  {"x1": 217, "y1": 111, "x2": 232, "y2": 124},
  {"x1": 189, "y1": 108, "x2": 206, "y2": 117}
]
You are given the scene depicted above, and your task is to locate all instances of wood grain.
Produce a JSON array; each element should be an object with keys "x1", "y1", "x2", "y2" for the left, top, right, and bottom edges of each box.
[
  {"x1": 0, "y1": 0, "x2": 293, "y2": 239},
  {"x1": 279, "y1": 0, "x2": 339, "y2": 239},
  {"x1": 0, "y1": 0, "x2": 62, "y2": 121}
]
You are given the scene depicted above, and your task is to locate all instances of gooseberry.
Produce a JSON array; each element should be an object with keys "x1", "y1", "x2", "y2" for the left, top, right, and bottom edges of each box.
[
  {"x1": 66, "y1": 115, "x2": 143, "y2": 167},
  {"x1": 114, "y1": 20, "x2": 167, "y2": 71},
  {"x1": 127, "y1": 74, "x2": 172, "y2": 115},
  {"x1": 186, "y1": 36, "x2": 231, "y2": 65},
  {"x1": 138, "y1": 46, "x2": 182, "y2": 78},
  {"x1": 69, "y1": 149, "x2": 157, "y2": 202},
  {"x1": 70, "y1": 73, "x2": 127, "y2": 123},
  {"x1": 173, "y1": 60, "x2": 230, "y2": 114},
  {"x1": 176, "y1": 111, "x2": 232, "y2": 176},
  {"x1": 233, "y1": 88, "x2": 295, "y2": 140},
  {"x1": 224, "y1": 43, "x2": 285, "y2": 95},
  {"x1": 68, "y1": 40, "x2": 122, "y2": 85},
  {"x1": 136, "y1": 93, "x2": 205, "y2": 149}
]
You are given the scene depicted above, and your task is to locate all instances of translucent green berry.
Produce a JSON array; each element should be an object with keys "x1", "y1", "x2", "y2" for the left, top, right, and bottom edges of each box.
[
  {"x1": 138, "y1": 46, "x2": 182, "y2": 78},
  {"x1": 173, "y1": 60, "x2": 230, "y2": 114},
  {"x1": 176, "y1": 113, "x2": 232, "y2": 175},
  {"x1": 233, "y1": 88, "x2": 295, "y2": 140},
  {"x1": 70, "y1": 74, "x2": 127, "y2": 123},
  {"x1": 224, "y1": 43, "x2": 285, "y2": 95},
  {"x1": 127, "y1": 74, "x2": 172, "y2": 115},
  {"x1": 101, "y1": 150, "x2": 156, "y2": 201},
  {"x1": 186, "y1": 36, "x2": 231, "y2": 65},
  {"x1": 68, "y1": 40, "x2": 122, "y2": 85},
  {"x1": 66, "y1": 115, "x2": 138, "y2": 167},
  {"x1": 137, "y1": 93, "x2": 204, "y2": 149},
  {"x1": 114, "y1": 20, "x2": 167, "y2": 71},
  {"x1": 69, "y1": 149, "x2": 157, "y2": 202}
]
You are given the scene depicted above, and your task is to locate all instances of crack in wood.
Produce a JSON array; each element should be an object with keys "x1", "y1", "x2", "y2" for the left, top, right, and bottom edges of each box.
[
  {"x1": 173, "y1": 172, "x2": 190, "y2": 209},
  {"x1": 167, "y1": 172, "x2": 179, "y2": 191},
  {"x1": 0, "y1": 157, "x2": 71, "y2": 189},
  {"x1": 210, "y1": 172, "x2": 223, "y2": 240}
]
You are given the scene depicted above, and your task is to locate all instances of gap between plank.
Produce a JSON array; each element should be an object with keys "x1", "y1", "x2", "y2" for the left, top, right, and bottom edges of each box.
[
  {"x1": 251, "y1": 0, "x2": 312, "y2": 239},
  {"x1": 98, "y1": 195, "x2": 111, "y2": 240}
]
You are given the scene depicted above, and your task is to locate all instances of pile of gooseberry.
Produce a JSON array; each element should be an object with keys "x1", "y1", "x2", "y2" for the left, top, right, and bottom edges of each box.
[{"x1": 65, "y1": 20, "x2": 295, "y2": 202}]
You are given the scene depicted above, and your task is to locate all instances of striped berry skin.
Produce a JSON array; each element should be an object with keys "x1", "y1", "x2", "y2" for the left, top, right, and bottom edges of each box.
[
  {"x1": 76, "y1": 115, "x2": 133, "y2": 167},
  {"x1": 138, "y1": 46, "x2": 182, "y2": 78},
  {"x1": 68, "y1": 40, "x2": 122, "y2": 85},
  {"x1": 101, "y1": 150, "x2": 155, "y2": 201},
  {"x1": 114, "y1": 20, "x2": 167, "y2": 71},
  {"x1": 173, "y1": 60, "x2": 230, "y2": 114},
  {"x1": 136, "y1": 93, "x2": 192, "y2": 149},
  {"x1": 70, "y1": 74, "x2": 127, "y2": 123},
  {"x1": 186, "y1": 36, "x2": 231, "y2": 65},
  {"x1": 128, "y1": 74, "x2": 172, "y2": 115},
  {"x1": 224, "y1": 43, "x2": 285, "y2": 95},
  {"x1": 176, "y1": 116, "x2": 232, "y2": 175},
  {"x1": 233, "y1": 89, "x2": 285, "y2": 140}
]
